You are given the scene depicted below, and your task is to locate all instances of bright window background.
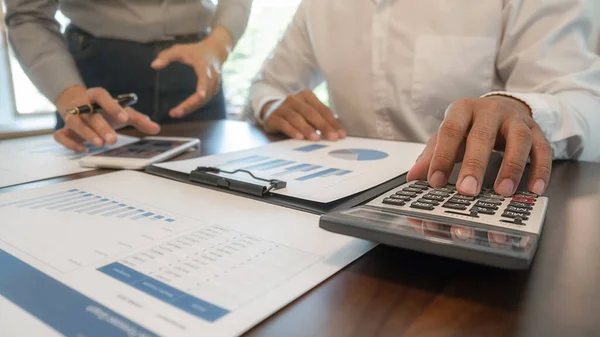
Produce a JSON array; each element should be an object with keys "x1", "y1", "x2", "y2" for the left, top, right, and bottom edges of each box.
[{"x1": 4, "y1": 0, "x2": 327, "y2": 117}]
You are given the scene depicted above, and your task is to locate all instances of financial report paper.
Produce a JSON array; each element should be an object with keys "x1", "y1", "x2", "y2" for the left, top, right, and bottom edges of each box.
[
  {"x1": 0, "y1": 134, "x2": 138, "y2": 188},
  {"x1": 0, "y1": 171, "x2": 375, "y2": 336},
  {"x1": 154, "y1": 137, "x2": 425, "y2": 203}
]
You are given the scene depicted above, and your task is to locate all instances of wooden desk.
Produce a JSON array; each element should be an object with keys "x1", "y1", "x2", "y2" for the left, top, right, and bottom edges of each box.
[{"x1": 2, "y1": 120, "x2": 599, "y2": 337}]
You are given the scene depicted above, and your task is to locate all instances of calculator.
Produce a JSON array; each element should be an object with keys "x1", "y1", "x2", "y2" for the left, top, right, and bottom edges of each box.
[{"x1": 319, "y1": 180, "x2": 548, "y2": 269}]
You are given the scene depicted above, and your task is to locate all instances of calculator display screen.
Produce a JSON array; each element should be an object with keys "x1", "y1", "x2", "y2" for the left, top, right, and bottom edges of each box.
[
  {"x1": 343, "y1": 207, "x2": 535, "y2": 253},
  {"x1": 93, "y1": 140, "x2": 187, "y2": 159}
]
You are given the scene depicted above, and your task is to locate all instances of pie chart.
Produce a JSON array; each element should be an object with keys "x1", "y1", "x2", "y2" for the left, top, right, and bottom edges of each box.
[{"x1": 329, "y1": 149, "x2": 389, "y2": 161}]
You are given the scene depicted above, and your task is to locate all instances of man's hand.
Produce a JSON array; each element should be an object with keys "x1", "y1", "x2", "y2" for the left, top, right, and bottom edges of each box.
[
  {"x1": 262, "y1": 89, "x2": 346, "y2": 141},
  {"x1": 408, "y1": 96, "x2": 552, "y2": 196},
  {"x1": 54, "y1": 86, "x2": 161, "y2": 151},
  {"x1": 151, "y1": 26, "x2": 233, "y2": 118}
]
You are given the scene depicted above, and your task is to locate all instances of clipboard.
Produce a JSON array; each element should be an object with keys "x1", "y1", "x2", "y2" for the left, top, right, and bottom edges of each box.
[{"x1": 145, "y1": 164, "x2": 407, "y2": 215}]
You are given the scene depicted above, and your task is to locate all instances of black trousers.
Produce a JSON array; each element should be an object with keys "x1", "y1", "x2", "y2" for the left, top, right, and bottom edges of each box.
[{"x1": 56, "y1": 25, "x2": 226, "y2": 130}]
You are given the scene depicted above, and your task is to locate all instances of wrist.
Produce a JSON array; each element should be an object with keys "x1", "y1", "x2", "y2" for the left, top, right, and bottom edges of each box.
[
  {"x1": 260, "y1": 99, "x2": 284, "y2": 121},
  {"x1": 55, "y1": 85, "x2": 88, "y2": 116},
  {"x1": 205, "y1": 26, "x2": 233, "y2": 64}
]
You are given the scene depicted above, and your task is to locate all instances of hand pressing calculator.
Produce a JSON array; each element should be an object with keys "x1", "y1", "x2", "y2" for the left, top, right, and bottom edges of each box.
[{"x1": 319, "y1": 180, "x2": 548, "y2": 269}]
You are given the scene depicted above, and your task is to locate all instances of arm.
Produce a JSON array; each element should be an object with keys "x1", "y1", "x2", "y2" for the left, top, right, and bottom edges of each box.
[
  {"x1": 4, "y1": 0, "x2": 84, "y2": 103},
  {"x1": 408, "y1": 0, "x2": 600, "y2": 196},
  {"x1": 212, "y1": 0, "x2": 253, "y2": 46},
  {"x1": 485, "y1": 0, "x2": 600, "y2": 161},
  {"x1": 248, "y1": 0, "x2": 325, "y2": 122}
]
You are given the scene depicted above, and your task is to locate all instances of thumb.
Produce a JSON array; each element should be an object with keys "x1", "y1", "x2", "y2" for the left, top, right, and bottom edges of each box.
[{"x1": 151, "y1": 45, "x2": 183, "y2": 69}]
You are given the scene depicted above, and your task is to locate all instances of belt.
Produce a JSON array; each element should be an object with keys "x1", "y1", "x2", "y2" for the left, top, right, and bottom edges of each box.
[{"x1": 67, "y1": 24, "x2": 208, "y2": 44}]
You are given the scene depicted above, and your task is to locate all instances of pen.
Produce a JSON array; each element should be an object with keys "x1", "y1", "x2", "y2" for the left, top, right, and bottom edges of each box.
[{"x1": 66, "y1": 93, "x2": 138, "y2": 115}]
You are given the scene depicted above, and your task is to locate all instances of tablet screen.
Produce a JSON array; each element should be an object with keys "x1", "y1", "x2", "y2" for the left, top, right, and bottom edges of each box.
[{"x1": 93, "y1": 140, "x2": 187, "y2": 159}]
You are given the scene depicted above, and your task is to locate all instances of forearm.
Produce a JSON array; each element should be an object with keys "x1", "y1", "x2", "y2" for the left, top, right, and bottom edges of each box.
[
  {"x1": 211, "y1": 0, "x2": 252, "y2": 46},
  {"x1": 494, "y1": 0, "x2": 600, "y2": 161},
  {"x1": 5, "y1": 2, "x2": 84, "y2": 103}
]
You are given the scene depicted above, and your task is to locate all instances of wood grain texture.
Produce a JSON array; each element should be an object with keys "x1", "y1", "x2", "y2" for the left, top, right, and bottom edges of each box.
[{"x1": 2, "y1": 120, "x2": 599, "y2": 337}]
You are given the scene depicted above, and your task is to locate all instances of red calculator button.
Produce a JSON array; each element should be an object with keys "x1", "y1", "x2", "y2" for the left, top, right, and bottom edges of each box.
[
  {"x1": 512, "y1": 198, "x2": 535, "y2": 204},
  {"x1": 515, "y1": 195, "x2": 536, "y2": 200}
]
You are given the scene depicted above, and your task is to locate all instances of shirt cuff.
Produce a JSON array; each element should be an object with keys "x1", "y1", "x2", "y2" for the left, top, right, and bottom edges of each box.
[
  {"x1": 29, "y1": 56, "x2": 85, "y2": 104},
  {"x1": 481, "y1": 91, "x2": 559, "y2": 140},
  {"x1": 253, "y1": 96, "x2": 286, "y2": 126}
]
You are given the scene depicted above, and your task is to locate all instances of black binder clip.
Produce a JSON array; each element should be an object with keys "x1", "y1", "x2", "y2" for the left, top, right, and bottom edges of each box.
[{"x1": 190, "y1": 166, "x2": 287, "y2": 197}]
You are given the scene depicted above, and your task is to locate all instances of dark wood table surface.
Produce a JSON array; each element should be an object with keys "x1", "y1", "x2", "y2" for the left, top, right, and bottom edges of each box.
[{"x1": 2, "y1": 120, "x2": 599, "y2": 337}]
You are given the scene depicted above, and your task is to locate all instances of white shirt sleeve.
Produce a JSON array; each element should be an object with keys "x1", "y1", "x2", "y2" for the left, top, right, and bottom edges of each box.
[
  {"x1": 483, "y1": 0, "x2": 600, "y2": 161},
  {"x1": 247, "y1": 0, "x2": 325, "y2": 122}
]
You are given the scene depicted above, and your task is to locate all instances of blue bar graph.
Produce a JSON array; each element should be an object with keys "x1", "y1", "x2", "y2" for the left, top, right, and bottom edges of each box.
[
  {"x1": 219, "y1": 155, "x2": 269, "y2": 167},
  {"x1": 335, "y1": 170, "x2": 352, "y2": 176},
  {"x1": 2, "y1": 189, "x2": 177, "y2": 223},
  {"x1": 132, "y1": 212, "x2": 154, "y2": 220},
  {"x1": 294, "y1": 144, "x2": 329, "y2": 152},
  {"x1": 100, "y1": 204, "x2": 129, "y2": 216},
  {"x1": 0, "y1": 189, "x2": 77, "y2": 209},
  {"x1": 59, "y1": 196, "x2": 104, "y2": 212},
  {"x1": 242, "y1": 159, "x2": 293, "y2": 171},
  {"x1": 274, "y1": 163, "x2": 323, "y2": 176},
  {"x1": 88, "y1": 201, "x2": 121, "y2": 215},
  {"x1": 47, "y1": 193, "x2": 94, "y2": 209},
  {"x1": 296, "y1": 168, "x2": 341, "y2": 181},
  {"x1": 75, "y1": 198, "x2": 110, "y2": 213}
]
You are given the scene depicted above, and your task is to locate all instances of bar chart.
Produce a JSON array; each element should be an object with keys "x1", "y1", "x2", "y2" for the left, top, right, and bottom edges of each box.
[
  {"x1": 0, "y1": 188, "x2": 195, "y2": 273},
  {"x1": 209, "y1": 155, "x2": 354, "y2": 182},
  {"x1": 0, "y1": 188, "x2": 177, "y2": 223}
]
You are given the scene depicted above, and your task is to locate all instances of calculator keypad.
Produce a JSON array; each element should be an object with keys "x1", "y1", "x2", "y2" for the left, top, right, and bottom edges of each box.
[{"x1": 378, "y1": 180, "x2": 541, "y2": 226}]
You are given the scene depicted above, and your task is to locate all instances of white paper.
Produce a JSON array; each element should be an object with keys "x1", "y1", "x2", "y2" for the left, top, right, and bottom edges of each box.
[
  {"x1": 155, "y1": 137, "x2": 425, "y2": 203},
  {"x1": 0, "y1": 171, "x2": 374, "y2": 337},
  {"x1": 0, "y1": 134, "x2": 138, "y2": 188}
]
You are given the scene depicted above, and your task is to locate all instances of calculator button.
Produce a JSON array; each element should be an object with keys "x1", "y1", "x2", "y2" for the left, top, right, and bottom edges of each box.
[
  {"x1": 516, "y1": 191, "x2": 538, "y2": 198},
  {"x1": 429, "y1": 190, "x2": 451, "y2": 197},
  {"x1": 448, "y1": 198, "x2": 471, "y2": 205},
  {"x1": 409, "y1": 184, "x2": 429, "y2": 191},
  {"x1": 479, "y1": 194, "x2": 505, "y2": 201},
  {"x1": 511, "y1": 197, "x2": 535, "y2": 205},
  {"x1": 417, "y1": 198, "x2": 440, "y2": 206},
  {"x1": 474, "y1": 201, "x2": 500, "y2": 210},
  {"x1": 389, "y1": 194, "x2": 411, "y2": 201},
  {"x1": 434, "y1": 187, "x2": 455, "y2": 193},
  {"x1": 513, "y1": 194, "x2": 536, "y2": 201},
  {"x1": 470, "y1": 206, "x2": 496, "y2": 215},
  {"x1": 452, "y1": 195, "x2": 475, "y2": 201},
  {"x1": 403, "y1": 187, "x2": 424, "y2": 193},
  {"x1": 477, "y1": 198, "x2": 503, "y2": 205},
  {"x1": 383, "y1": 198, "x2": 406, "y2": 206},
  {"x1": 422, "y1": 194, "x2": 446, "y2": 202},
  {"x1": 509, "y1": 202, "x2": 533, "y2": 209},
  {"x1": 410, "y1": 201, "x2": 435, "y2": 210},
  {"x1": 442, "y1": 202, "x2": 467, "y2": 210},
  {"x1": 502, "y1": 211, "x2": 529, "y2": 220},
  {"x1": 505, "y1": 206, "x2": 531, "y2": 215},
  {"x1": 412, "y1": 180, "x2": 429, "y2": 187},
  {"x1": 395, "y1": 191, "x2": 417, "y2": 197}
]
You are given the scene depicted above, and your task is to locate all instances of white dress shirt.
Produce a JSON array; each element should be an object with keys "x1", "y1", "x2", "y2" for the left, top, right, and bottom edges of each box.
[{"x1": 248, "y1": 0, "x2": 600, "y2": 161}]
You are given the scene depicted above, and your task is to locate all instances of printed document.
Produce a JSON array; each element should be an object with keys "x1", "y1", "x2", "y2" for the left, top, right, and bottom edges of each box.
[
  {"x1": 155, "y1": 137, "x2": 425, "y2": 203},
  {"x1": 0, "y1": 134, "x2": 138, "y2": 188},
  {"x1": 0, "y1": 171, "x2": 374, "y2": 336}
]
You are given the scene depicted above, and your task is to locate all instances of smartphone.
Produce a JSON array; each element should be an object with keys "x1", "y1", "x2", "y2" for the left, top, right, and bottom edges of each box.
[{"x1": 79, "y1": 136, "x2": 200, "y2": 170}]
